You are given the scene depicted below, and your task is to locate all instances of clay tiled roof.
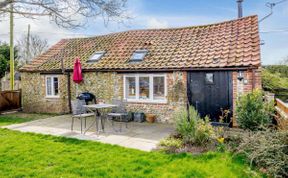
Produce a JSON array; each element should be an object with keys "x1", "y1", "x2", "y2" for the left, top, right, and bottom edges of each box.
[{"x1": 21, "y1": 15, "x2": 261, "y2": 72}]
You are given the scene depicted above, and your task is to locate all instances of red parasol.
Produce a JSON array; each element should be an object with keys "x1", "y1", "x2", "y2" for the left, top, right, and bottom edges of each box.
[{"x1": 73, "y1": 58, "x2": 83, "y2": 84}]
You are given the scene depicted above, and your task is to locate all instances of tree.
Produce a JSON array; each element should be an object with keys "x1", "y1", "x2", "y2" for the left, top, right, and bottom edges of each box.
[
  {"x1": 0, "y1": 42, "x2": 18, "y2": 78},
  {"x1": 0, "y1": 54, "x2": 8, "y2": 78},
  {"x1": 17, "y1": 34, "x2": 48, "y2": 65},
  {"x1": 0, "y1": 0, "x2": 128, "y2": 28},
  {"x1": 279, "y1": 56, "x2": 288, "y2": 65}
]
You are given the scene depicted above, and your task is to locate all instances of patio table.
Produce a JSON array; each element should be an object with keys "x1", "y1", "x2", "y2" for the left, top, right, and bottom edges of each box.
[{"x1": 83, "y1": 104, "x2": 117, "y2": 133}]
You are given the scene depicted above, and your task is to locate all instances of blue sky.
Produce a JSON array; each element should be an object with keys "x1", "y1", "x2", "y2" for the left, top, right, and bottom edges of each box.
[{"x1": 1, "y1": 0, "x2": 288, "y2": 64}]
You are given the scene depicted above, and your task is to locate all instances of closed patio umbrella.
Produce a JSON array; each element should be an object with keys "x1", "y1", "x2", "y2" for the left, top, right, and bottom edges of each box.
[
  {"x1": 73, "y1": 58, "x2": 83, "y2": 84},
  {"x1": 73, "y1": 58, "x2": 83, "y2": 96}
]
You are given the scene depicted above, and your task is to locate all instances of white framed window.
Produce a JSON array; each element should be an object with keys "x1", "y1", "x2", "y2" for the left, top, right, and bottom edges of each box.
[
  {"x1": 123, "y1": 74, "x2": 167, "y2": 103},
  {"x1": 46, "y1": 75, "x2": 59, "y2": 98}
]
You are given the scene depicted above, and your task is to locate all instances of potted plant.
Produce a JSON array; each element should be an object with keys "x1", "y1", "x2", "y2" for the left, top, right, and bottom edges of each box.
[
  {"x1": 133, "y1": 110, "x2": 145, "y2": 122},
  {"x1": 145, "y1": 113, "x2": 156, "y2": 123}
]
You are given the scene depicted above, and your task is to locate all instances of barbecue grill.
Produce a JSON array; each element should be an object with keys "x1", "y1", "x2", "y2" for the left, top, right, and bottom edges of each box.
[{"x1": 77, "y1": 92, "x2": 96, "y2": 105}]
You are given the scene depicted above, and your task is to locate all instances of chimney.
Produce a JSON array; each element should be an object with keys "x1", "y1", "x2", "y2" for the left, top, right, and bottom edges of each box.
[{"x1": 237, "y1": 0, "x2": 243, "y2": 18}]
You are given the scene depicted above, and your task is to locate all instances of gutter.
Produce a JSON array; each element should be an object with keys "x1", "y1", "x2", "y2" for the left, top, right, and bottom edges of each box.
[
  {"x1": 60, "y1": 56, "x2": 72, "y2": 113},
  {"x1": 26, "y1": 66, "x2": 259, "y2": 74},
  {"x1": 67, "y1": 72, "x2": 72, "y2": 113}
]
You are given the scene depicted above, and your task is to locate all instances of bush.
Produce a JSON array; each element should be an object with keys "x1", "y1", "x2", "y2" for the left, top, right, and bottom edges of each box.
[
  {"x1": 236, "y1": 90, "x2": 273, "y2": 131},
  {"x1": 264, "y1": 65, "x2": 288, "y2": 78},
  {"x1": 158, "y1": 137, "x2": 183, "y2": 153},
  {"x1": 174, "y1": 106, "x2": 215, "y2": 146},
  {"x1": 174, "y1": 106, "x2": 198, "y2": 143},
  {"x1": 194, "y1": 116, "x2": 215, "y2": 146},
  {"x1": 224, "y1": 130, "x2": 247, "y2": 152},
  {"x1": 262, "y1": 69, "x2": 288, "y2": 91},
  {"x1": 262, "y1": 69, "x2": 288, "y2": 101},
  {"x1": 236, "y1": 130, "x2": 288, "y2": 177}
]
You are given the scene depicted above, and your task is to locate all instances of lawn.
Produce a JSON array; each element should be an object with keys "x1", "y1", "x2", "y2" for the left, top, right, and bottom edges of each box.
[
  {"x1": 0, "y1": 114, "x2": 261, "y2": 178},
  {"x1": 0, "y1": 112, "x2": 56, "y2": 126}
]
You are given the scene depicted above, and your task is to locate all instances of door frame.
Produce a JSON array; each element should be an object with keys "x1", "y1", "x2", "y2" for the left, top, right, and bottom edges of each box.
[{"x1": 186, "y1": 70, "x2": 233, "y2": 119}]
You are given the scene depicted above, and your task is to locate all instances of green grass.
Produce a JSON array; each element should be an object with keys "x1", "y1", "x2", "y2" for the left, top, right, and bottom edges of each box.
[
  {"x1": 0, "y1": 114, "x2": 262, "y2": 178},
  {"x1": 0, "y1": 112, "x2": 56, "y2": 126}
]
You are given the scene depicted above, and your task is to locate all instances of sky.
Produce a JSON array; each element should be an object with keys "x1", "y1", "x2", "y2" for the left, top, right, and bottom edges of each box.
[{"x1": 0, "y1": 0, "x2": 288, "y2": 65}]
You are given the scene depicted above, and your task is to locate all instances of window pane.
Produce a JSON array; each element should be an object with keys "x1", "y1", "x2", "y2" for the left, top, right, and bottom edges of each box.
[
  {"x1": 153, "y1": 77, "x2": 165, "y2": 100},
  {"x1": 130, "y1": 50, "x2": 148, "y2": 61},
  {"x1": 90, "y1": 53, "x2": 103, "y2": 60},
  {"x1": 139, "y1": 77, "x2": 150, "y2": 99},
  {"x1": 53, "y1": 77, "x2": 59, "y2": 96},
  {"x1": 87, "y1": 51, "x2": 105, "y2": 63},
  {"x1": 205, "y1": 73, "x2": 214, "y2": 84},
  {"x1": 46, "y1": 77, "x2": 52, "y2": 95},
  {"x1": 126, "y1": 77, "x2": 136, "y2": 99},
  {"x1": 132, "y1": 52, "x2": 145, "y2": 60}
]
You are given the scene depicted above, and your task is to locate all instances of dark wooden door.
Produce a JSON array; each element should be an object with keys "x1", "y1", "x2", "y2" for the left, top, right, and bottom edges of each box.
[{"x1": 187, "y1": 71, "x2": 232, "y2": 121}]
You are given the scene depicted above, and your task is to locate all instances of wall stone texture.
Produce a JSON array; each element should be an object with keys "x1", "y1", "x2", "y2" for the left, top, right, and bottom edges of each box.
[
  {"x1": 21, "y1": 72, "x2": 69, "y2": 114},
  {"x1": 124, "y1": 72, "x2": 187, "y2": 122},
  {"x1": 232, "y1": 69, "x2": 262, "y2": 126},
  {"x1": 21, "y1": 69, "x2": 261, "y2": 123},
  {"x1": 22, "y1": 71, "x2": 187, "y2": 122}
]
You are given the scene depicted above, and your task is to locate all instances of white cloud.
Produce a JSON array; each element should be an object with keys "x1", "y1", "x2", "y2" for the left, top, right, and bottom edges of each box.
[
  {"x1": 119, "y1": 14, "x2": 227, "y2": 31},
  {"x1": 146, "y1": 17, "x2": 168, "y2": 29},
  {"x1": 283, "y1": 3, "x2": 288, "y2": 16},
  {"x1": 0, "y1": 15, "x2": 89, "y2": 46}
]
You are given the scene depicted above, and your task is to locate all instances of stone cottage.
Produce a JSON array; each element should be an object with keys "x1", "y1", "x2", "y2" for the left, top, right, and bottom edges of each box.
[{"x1": 20, "y1": 15, "x2": 261, "y2": 124}]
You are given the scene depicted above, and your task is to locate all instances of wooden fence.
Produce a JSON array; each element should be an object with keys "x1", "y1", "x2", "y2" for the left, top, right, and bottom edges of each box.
[
  {"x1": 0, "y1": 90, "x2": 22, "y2": 113},
  {"x1": 0, "y1": 80, "x2": 21, "y2": 91},
  {"x1": 275, "y1": 98, "x2": 288, "y2": 130}
]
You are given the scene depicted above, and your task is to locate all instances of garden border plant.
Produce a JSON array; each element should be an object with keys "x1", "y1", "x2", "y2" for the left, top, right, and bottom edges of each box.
[
  {"x1": 159, "y1": 106, "x2": 227, "y2": 154},
  {"x1": 236, "y1": 89, "x2": 274, "y2": 131},
  {"x1": 235, "y1": 130, "x2": 288, "y2": 177}
]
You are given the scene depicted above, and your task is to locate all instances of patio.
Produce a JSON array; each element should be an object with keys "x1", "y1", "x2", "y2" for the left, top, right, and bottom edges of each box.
[{"x1": 3, "y1": 114, "x2": 174, "y2": 151}]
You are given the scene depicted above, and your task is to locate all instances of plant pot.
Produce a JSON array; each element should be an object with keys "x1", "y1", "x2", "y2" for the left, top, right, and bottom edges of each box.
[
  {"x1": 133, "y1": 112, "x2": 145, "y2": 122},
  {"x1": 145, "y1": 114, "x2": 156, "y2": 123}
]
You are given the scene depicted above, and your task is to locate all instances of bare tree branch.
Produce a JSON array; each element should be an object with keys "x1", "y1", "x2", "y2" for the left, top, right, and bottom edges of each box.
[
  {"x1": 0, "y1": 0, "x2": 13, "y2": 9},
  {"x1": 279, "y1": 57, "x2": 288, "y2": 65},
  {"x1": 17, "y1": 33, "x2": 48, "y2": 65},
  {"x1": 0, "y1": 0, "x2": 129, "y2": 29}
]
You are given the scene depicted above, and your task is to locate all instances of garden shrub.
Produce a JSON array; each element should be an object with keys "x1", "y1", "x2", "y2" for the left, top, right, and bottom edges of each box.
[
  {"x1": 236, "y1": 130, "x2": 288, "y2": 177},
  {"x1": 264, "y1": 65, "x2": 288, "y2": 78},
  {"x1": 158, "y1": 137, "x2": 183, "y2": 152},
  {"x1": 194, "y1": 116, "x2": 215, "y2": 146},
  {"x1": 174, "y1": 106, "x2": 198, "y2": 143},
  {"x1": 236, "y1": 90, "x2": 273, "y2": 131},
  {"x1": 262, "y1": 69, "x2": 288, "y2": 101},
  {"x1": 262, "y1": 69, "x2": 288, "y2": 91},
  {"x1": 225, "y1": 130, "x2": 246, "y2": 152},
  {"x1": 174, "y1": 106, "x2": 215, "y2": 146}
]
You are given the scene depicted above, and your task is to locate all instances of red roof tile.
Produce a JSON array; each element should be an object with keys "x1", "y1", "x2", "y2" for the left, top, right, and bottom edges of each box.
[{"x1": 21, "y1": 15, "x2": 261, "y2": 72}]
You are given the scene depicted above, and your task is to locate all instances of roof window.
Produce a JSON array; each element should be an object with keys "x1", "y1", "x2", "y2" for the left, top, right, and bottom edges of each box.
[
  {"x1": 130, "y1": 49, "x2": 148, "y2": 62},
  {"x1": 87, "y1": 51, "x2": 105, "y2": 63}
]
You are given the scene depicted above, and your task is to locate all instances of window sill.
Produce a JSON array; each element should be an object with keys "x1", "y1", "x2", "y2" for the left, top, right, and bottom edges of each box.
[
  {"x1": 125, "y1": 99, "x2": 167, "y2": 104},
  {"x1": 45, "y1": 96, "x2": 60, "y2": 99}
]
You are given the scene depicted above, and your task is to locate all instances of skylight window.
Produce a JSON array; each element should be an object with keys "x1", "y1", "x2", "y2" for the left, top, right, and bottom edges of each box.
[
  {"x1": 87, "y1": 51, "x2": 105, "y2": 63},
  {"x1": 130, "y1": 49, "x2": 148, "y2": 62}
]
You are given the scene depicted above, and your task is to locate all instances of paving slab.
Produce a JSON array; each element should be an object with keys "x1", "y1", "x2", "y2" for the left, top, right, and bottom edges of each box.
[{"x1": 3, "y1": 115, "x2": 175, "y2": 151}]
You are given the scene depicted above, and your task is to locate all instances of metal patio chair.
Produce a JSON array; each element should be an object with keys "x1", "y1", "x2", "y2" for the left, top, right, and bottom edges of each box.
[
  {"x1": 107, "y1": 99, "x2": 132, "y2": 132},
  {"x1": 71, "y1": 99, "x2": 94, "y2": 134}
]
